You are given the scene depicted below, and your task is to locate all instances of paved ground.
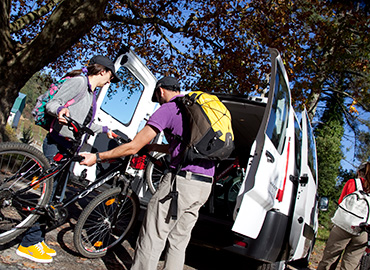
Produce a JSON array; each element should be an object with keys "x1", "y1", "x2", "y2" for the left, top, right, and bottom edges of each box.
[
  {"x1": 0, "y1": 217, "x2": 321, "y2": 270},
  {"x1": 0, "y1": 185, "x2": 324, "y2": 270}
]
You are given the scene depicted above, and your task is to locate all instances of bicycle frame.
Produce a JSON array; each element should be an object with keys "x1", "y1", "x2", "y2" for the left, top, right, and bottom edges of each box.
[
  {"x1": 8, "y1": 116, "x2": 133, "y2": 221},
  {"x1": 52, "y1": 157, "x2": 130, "y2": 209}
]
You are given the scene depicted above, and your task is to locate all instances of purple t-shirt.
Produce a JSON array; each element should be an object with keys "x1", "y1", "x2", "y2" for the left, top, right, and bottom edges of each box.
[{"x1": 147, "y1": 95, "x2": 215, "y2": 177}]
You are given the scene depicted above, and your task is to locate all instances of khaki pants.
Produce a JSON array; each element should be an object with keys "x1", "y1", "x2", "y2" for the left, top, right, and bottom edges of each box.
[
  {"x1": 317, "y1": 225, "x2": 367, "y2": 270},
  {"x1": 131, "y1": 172, "x2": 212, "y2": 270}
]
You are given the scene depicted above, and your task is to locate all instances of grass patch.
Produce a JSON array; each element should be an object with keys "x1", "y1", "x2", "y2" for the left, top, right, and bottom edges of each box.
[{"x1": 315, "y1": 225, "x2": 331, "y2": 250}]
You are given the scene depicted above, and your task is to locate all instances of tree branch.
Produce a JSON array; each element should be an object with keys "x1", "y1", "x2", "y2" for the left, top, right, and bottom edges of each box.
[
  {"x1": 325, "y1": 86, "x2": 370, "y2": 112},
  {"x1": 154, "y1": 24, "x2": 185, "y2": 56},
  {"x1": 0, "y1": 0, "x2": 13, "y2": 63},
  {"x1": 10, "y1": 0, "x2": 62, "y2": 33}
]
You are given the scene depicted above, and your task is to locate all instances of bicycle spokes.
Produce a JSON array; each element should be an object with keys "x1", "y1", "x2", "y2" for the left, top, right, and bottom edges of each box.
[{"x1": 0, "y1": 145, "x2": 52, "y2": 244}]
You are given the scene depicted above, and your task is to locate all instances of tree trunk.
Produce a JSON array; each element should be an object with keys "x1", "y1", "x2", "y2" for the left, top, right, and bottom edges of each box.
[{"x1": 0, "y1": 0, "x2": 109, "y2": 141}]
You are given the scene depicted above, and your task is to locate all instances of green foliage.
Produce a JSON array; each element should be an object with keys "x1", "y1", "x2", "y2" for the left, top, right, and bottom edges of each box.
[
  {"x1": 318, "y1": 199, "x2": 337, "y2": 230},
  {"x1": 315, "y1": 93, "x2": 345, "y2": 227},
  {"x1": 316, "y1": 225, "x2": 331, "y2": 248},
  {"x1": 315, "y1": 94, "x2": 344, "y2": 198},
  {"x1": 20, "y1": 72, "x2": 54, "y2": 118},
  {"x1": 4, "y1": 124, "x2": 19, "y2": 142},
  {"x1": 355, "y1": 120, "x2": 370, "y2": 163},
  {"x1": 20, "y1": 125, "x2": 34, "y2": 145}
]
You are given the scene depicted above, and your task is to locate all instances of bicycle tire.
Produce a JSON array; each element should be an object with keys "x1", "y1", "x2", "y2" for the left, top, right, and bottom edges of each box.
[
  {"x1": 224, "y1": 176, "x2": 242, "y2": 217},
  {"x1": 74, "y1": 186, "x2": 139, "y2": 258},
  {"x1": 145, "y1": 152, "x2": 170, "y2": 194},
  {"x1": 0, "y1": 142, "x2": 53, "y2": 244}
]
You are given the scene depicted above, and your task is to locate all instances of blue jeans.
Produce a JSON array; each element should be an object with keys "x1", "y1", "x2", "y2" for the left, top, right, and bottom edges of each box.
[{"x1": 21, "y1": 134, "x2": 71, "y2": 247}]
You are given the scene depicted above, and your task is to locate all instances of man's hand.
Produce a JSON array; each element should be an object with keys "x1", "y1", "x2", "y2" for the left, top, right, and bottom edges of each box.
[
  {"x1": 79, "y1": 153, "x2": 97, "y2": 167},
  {"x1": 107, "y1": 129, "x2": 114, "y2": 139}
]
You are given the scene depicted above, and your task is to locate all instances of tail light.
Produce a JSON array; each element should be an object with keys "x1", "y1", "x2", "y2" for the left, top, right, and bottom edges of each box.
[{"x1": 130, "y1": 155, "x2": 147, "y2": 170}]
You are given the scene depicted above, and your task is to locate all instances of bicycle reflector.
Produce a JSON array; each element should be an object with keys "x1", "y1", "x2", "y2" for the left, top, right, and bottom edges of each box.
[
  {"x1": 105, "y1": 199, "x2": 115, "y2": 206},
  {"x1": 94, "y1": 241, "x2": 103, "y2": 247},
  {"x1": 53, "y1": 153, "x2": 64, "y2": 162},
  {"x1": 31, "y1": 176, "x2": 40, "y2": 190},
  {"x1": 130, "y1": 155, "x2": 147, "y2": 170}
]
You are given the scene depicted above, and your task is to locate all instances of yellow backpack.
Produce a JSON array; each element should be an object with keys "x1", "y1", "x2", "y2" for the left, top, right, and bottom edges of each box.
[{"x1": 175, "y1": 91, "x2": 234, "y2": 161}]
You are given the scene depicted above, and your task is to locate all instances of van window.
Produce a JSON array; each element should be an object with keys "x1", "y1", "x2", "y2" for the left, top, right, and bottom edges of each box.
[
  {"x1": 306, "y1": 113, "x2": 317, "y2": 182},
  {"x1": 100, "y1": 66, "x2": 144, "y2": 125},
  {"x1": 294, "y1": 117, "x2": 302, "y2": 175},
  {"x1": 266, "y1": 64, "x2": 290, "y2": 154}
]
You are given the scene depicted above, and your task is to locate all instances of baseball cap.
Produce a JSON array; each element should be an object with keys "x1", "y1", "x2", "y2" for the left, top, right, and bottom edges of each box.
[
  {"x1": 151, "y1": 76, "x2": 180, "y2": 102},
  {"x1": 90, "y1": 55, "x2": 120, "y2": 83}
]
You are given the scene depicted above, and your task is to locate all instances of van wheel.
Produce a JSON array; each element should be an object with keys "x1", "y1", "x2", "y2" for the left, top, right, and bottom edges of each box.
[{"x1": 255, "y1": 261, "x2": 286, "y2": 270}]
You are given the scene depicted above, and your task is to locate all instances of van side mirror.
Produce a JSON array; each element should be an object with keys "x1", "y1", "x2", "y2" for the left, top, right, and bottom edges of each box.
[{"x1": 318, "y1": 196, "x2": 329, "y2": 211}]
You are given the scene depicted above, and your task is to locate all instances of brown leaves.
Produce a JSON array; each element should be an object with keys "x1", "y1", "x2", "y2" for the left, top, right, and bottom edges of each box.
[{"x1": 6, "y1": 0, "x2": 370, "y2": 117}]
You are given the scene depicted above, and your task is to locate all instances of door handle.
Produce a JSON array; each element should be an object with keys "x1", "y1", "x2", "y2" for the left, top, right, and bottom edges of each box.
[{"x1": 265, "y1": 150, "x2": 275, "y2": 163}]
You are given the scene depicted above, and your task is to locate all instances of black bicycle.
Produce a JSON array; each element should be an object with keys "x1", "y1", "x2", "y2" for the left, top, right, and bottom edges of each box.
[{"x1": 0, "y1": 116, "x2": 140, "y2": 258}]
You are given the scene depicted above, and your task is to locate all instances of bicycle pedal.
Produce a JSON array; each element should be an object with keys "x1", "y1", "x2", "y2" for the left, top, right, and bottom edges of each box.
[{"x1": 46, "y1": 205, "x2": 68, "y2": 226}]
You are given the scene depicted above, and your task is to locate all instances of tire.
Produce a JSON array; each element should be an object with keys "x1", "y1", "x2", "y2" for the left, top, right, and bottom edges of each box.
[
  {"x1": 74, "y1": 187, "x2": 139, "y2": 258},
  {"x1": 0, "y1": 142, "x2": 52, "y2": 244},
  {"x1": 145, "y1": 153, "x2": 170, "y2": 194},
  {"x1": 360, "y1": 253, "x2": 370, "y2": 270},
  {"x1": 255, "y1": 260, "x2": 286, "y2": 270}
]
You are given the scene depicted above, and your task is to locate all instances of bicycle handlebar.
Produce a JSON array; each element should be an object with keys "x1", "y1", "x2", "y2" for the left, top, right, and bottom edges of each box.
[
  {"x1": 111, "y1": 132, "x2": 151, "y2": 157},
  {"x1": 63, "y1": 115, "x2": 94, "y2": 137},
  {"x1": 111, "y1": 132, "x2": 131, "y2": 145}
]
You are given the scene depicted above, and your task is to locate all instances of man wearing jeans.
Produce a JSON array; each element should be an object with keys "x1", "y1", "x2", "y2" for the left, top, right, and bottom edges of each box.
[{"x1": 80, "y1": 76, "x2": 215, "y2": 270}]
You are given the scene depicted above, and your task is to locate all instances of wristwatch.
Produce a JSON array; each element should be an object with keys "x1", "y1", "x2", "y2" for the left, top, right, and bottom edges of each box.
[{"x1": 95, "y1": 152, "x2": 102, "y2": 163}]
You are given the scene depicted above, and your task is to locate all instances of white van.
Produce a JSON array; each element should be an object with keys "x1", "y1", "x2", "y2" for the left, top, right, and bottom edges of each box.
[{"x1": 74, "y1": 47, "x2": 320, "y2": 269}]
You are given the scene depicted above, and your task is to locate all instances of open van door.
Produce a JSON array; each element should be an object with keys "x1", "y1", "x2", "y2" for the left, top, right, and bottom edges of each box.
[
  {"x1": 73, "y1": 47, "x2": 157, "y2": 181},
  {"x1": 95, "y1": 47, "x2": 157, "y2": 139},
  {"x1": 289, "y1": 109, "x2": 318, "y2": 260},
  {"x1": 232, "y1": 48, "x2": 294, "y2": 243}
]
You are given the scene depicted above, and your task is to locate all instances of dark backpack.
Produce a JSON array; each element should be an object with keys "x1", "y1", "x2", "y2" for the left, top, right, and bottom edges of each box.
[
  {"x1": 174, "y1": 91, "x2": 234, "y2": 162},
  {"x1": 32, "y1": 77, "x2": 86, "y2": 130}
]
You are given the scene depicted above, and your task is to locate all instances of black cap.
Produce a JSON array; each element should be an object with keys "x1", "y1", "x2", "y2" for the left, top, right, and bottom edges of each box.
[
  {"x1": 90, "y1": 55, "x2": 120, "y2": 83},
  {"x1": 151, "y1": 76, "x2": 180, "y2": 102}
]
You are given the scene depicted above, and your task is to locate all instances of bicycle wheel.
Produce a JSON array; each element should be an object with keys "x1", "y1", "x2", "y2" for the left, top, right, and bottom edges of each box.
[
  {"x1": 0, "y1": 142, "x2": 53, "y2": 244},
  {"x1": 225, "y1": 176, "x2": 242, "y2": 217},
  {"x1": 74, "y1": 187, "x2": 139, "y2": 258},
  {"x1": 145, "y1": 152, "x2": 170, "y2": 194}
]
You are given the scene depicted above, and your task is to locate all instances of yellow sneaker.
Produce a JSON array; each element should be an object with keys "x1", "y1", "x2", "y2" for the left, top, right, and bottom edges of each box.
[
  {"x1": 41, "y1": 241, "x2": 57, "y2": 256},
  {"x1": 16, "y1": 243, "x2": 52, "y2": 263}
]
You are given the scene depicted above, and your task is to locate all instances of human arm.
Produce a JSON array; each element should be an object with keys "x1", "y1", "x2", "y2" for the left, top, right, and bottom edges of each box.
[{"x1": 79, "y1": 125, "x2": 158, "y2": 166}]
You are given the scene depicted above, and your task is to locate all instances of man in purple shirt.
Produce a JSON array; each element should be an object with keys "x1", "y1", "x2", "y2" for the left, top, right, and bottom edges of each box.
[{"x1": 80, "y1": 76, "x2": 214, "y2": 270}]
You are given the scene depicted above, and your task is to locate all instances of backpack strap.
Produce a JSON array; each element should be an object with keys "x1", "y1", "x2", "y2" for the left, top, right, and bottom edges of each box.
[
  {"x1": 159, "y1": 166, "x2": 180, "y2": 223},
  {"x1": 355, "y1": 178, "x2": 363, "y2": 191}
]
